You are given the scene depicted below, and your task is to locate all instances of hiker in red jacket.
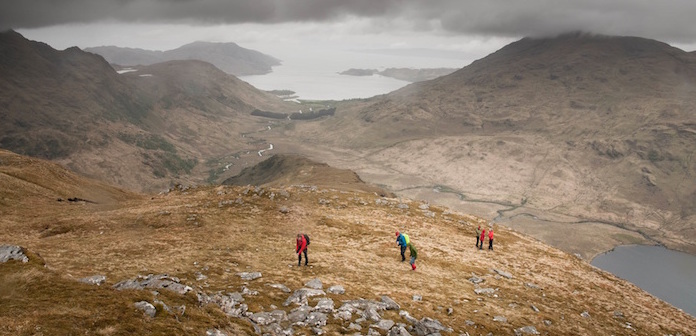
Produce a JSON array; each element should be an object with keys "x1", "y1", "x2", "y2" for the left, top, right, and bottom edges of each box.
[
  {"x1": 296, "y1": 233, "x2": 308, "y2": 266},
  {"x1": 488, "y1": 229, "x2": 494, "y2": 250},
  {"x1": 479, "y1": 228, "x2": 486, "y2": 250}
]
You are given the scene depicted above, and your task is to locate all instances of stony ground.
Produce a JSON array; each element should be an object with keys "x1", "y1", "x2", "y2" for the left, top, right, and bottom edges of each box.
[{"x1": 1, "y1": 172, "x2": 695, "y2": 335}]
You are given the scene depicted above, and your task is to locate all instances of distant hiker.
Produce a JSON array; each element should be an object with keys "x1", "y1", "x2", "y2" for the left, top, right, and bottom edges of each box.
[
  {"x1": 479, "y1": 228, "x2": 486, "y2": 250},
  {"x1": 475, "y1": 225, "x2": 482, "y2": 248},
  {"x1": 296, "y1": 233, "x2": 308, "y2": 266},
  {"x1": 488, "y1": 229, "x2": 494, "y2": 250},
  {"x1": 409, "y1": 242, "x2": 418, "y2": 271},
  {"x1": 396, "y1": 231, "x2": 409, "y2": 262}
]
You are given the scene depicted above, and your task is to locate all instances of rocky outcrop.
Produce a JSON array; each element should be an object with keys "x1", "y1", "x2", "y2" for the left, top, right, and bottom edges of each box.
[
  {"x1": 113, "y1": 274, "x2": 193, "y2": 295},
  {"x1": 0, "y1": 245, "x2": 29, "y2": 263}
]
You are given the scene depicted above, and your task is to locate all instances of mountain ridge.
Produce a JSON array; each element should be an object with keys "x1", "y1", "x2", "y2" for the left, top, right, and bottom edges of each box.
[
  {"x1": 277, "y1": 32, "x2": 696, "y2": 257},
  {"x1": 85, "y1": 40, "x2": 281, "y2": 76}
]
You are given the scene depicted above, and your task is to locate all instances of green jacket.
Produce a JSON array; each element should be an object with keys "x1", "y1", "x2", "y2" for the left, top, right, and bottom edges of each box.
[
  {"x1": 409, "y1": 243, "x2": 417, "y2": 259},
  {"x1": 475, "y1": 227, "x2": 481, "y2": 237}
]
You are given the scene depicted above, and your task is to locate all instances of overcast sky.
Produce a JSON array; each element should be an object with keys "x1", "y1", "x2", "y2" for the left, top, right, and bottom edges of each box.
[
  {"x1": 3, "y1": 0, "x2": 696, "y2": 100},
  {"x1": 4, "y1": 0, "x2": 696, "y2": 51}
]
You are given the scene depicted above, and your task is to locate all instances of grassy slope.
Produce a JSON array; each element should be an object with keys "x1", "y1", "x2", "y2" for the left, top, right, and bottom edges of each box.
[{"x1": 1, "y1": 152, "x2": 694, "y2": 335}]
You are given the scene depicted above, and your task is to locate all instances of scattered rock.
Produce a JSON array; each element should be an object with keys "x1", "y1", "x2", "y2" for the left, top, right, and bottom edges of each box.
[
  {"x1": 267, "y1": 283, "x2": 292, "y2": 293},
  {"x1": 418, "y1": 203, "x2": 430, "y2": 210},
  {"x1": 270, "y1": 309, "x2": 287, "y2": 322},
  {"x1": 199, "y1": 292, "x2": 247, "y2": 317},
  {"x1": 279, "y1": 207, "x2": 290, "y2": 214},
  {"x1": 283, "y1": 288, "x2": 326, "y2": 306},
  {"x1": 525, "y1": 282, "x2": 541, "y2": 290},
  {"x1": 373, "y1": 319, "x2": 395, "y2": 330},
  {"x1": 388, "y1": 325, "x2": 412, "y2": 336},
  {"x1": 381, "y1": 295, "x2": 400, "y2": 310},
  {"x1": 195, "y1": 272, "x2": 207, "y2": 281},
  {"x1": 305, "y1": 311, "x2": 328, "y2": 327},
  {"x1": 363, "y1": 305, "x2": 382, "y2": 322},
  {"x1": 206, "y1": 329, "x2": 228, "y2": 336},
  {"x1": 493, "y1": 316, "x2": 507, "y2": 323},
  {"x1": 397, "y1": 203, "x2": 409, "y2": 209},
  {"x1": 399, "y1": 310, "x2": 419, "y2": 325},
  {"x1": 79, "y1": 275, "x2": 106, "y2": 286},
  {"x1": 493, "y1": 269, "x2": 513, "y2": 279},
  {"x1": 348, "y1": 322, "x2": 362, "y2": 331},
  {"x1": 581, "y1": 311, "x2": 591, "y2": 319},
  {"x1": 305, "y1": 278, "x2": 323, "y2": 289},
  {"x1": 241, "y1": 286, "x2": 258, "y2": 296},
  {"x1": 474, "y1": 288, "x2": 495, "y2": 295},
  {"x1": 113, "y1": 274, "x2": 193, "y2": 295},
  {"x1": 314, "y1": 298, "x2": 334, "y2": 313},
  {"x1": 531, "y1": 305, "x2": 540, "y2": 312},
  {"x1": 422, "y1": 210, "x2": 436, "y2": 218},
  {"x1": 412, "y1": 295, "x2": 422, "y2": 301},
  {"x1": 237, "y1": 272, "x2": 262, "y2": 281},
  {"x1": 413, "y1": 317, "x2": 452, "y2": 335},
  {"x1": 514, "y1": 326, "x2": 540, "y2": 335},
  {"x1": 334, "y1": 310, "x2": 352, "y2": 321},
  {"x1": 288, "y1": 305, "x2": 312, "y2": 323},
  {"x1": 0, "y1": 245, "x2": 29, "y2": 263},
  {"x1": 614, "y1": 310, "x2": 624, "y2": 319},
  {"x1": 327, "y1": 285, "x2": 345, "y2": 294},
  {"x1": 446, "y1": 307, "x2": 453, "y2": 315},
  {"x1": 468, "y1": 274, "x2": 484, "y2": 284},
  {"x1": 543, "y1": 320, "x2": 552, "y2": 326},
  {"x1": 250, "y1": 312, "x2": 276, "y2": 326},
  {"x1": 367, "y1": 328, "x2": 381, "y2": 336},
  {"x1": 135, "y1": 301, "x2": 156, "y2": 318}
]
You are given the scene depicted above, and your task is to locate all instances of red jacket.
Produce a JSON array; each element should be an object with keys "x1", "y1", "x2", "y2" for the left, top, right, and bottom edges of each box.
[
  {"x1": 480, "y1": 229, "x2": 486, "y2": 242},
  {"x1": 488, "y1": 230, "x2": 494, "y2": 240},
  {"x1": 296, "y1": 235, "x2": 307, "y2": 253}
]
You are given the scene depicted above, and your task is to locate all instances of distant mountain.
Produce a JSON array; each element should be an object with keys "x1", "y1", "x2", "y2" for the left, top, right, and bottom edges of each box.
[
  {"x1": 287, "y1": 32, "x2": 696, "y2": 256},
  {"x1": 86, "y1": 41, "x2": 281, "y2": 76},
  {"x1": 0, "y1": 30, "x2": 294, "y2": 191}
]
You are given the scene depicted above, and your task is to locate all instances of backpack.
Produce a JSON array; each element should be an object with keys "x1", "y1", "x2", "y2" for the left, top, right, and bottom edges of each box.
[{"x1": 303, "y1": 234, "x2": 310, "y2": 246}]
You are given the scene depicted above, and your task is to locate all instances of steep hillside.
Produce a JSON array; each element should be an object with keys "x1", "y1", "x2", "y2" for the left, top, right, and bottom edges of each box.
[
  {"x1": 0, "y1": 30, "x2": 151, "y2": 159},
  {"x1": 278, "y1": 33, "x2": 696, "y2": 257},
  {"x1": 223, "y1": 154, "x2": 395, "y2": 197},
  {"x1": 0, "y1": 30, "x2": 297, "y2": 192},
  {"x1": 86, "y1": 41, "x2": 281, "y2": 76},
  {"x1": 1, "y1": 150, "x2": 694, "y2": 335}
]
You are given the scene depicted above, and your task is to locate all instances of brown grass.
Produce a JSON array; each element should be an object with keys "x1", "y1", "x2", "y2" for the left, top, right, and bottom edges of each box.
[{"x1": 1, "y1": 181, "x2": 695, "y2": 335}]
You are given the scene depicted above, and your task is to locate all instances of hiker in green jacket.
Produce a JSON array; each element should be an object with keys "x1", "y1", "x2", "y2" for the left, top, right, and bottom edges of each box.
[
  {"x1": 475, "y1": 225, "x2": 482, "y2": 248},
  {"x1": 409, "y1": 243, "x2": 418, "y2": 271}
]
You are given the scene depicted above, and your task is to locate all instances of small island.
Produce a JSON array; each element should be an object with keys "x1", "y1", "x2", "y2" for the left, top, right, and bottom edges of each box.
[{"x1": 339, "y1": 67, "x2": 458, "y2": 82}]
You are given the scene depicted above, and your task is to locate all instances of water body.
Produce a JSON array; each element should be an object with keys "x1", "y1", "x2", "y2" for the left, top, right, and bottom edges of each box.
[
  {"x1": 591, "y1": 245, "x2": 696, "y2": 317},
  {"x1": 240, "y1": 48, "x2": 468, "y2": 101}
]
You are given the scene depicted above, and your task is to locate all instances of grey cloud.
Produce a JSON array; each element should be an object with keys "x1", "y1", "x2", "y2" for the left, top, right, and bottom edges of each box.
[{"x1": 2, "y1": 0, "x2": 696, "y2": 42}]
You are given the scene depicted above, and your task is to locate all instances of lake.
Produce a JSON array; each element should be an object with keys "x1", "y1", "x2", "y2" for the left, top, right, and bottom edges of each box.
[
  {"x1": 591, "y1": 244, "x2": 696, "y2": 317},
  {"x1": 240, "y1": 48, "x2": 469, "y2": 101}
]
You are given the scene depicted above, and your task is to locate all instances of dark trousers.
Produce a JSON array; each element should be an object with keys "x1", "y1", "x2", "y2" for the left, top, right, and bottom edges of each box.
[
  {"x1": 400, "y1": 245, "x2": 407, "y2": 261},
  {"x1": 488, "y1": 239, "x2": 493, "y2": 250},
  {"x1": 298, "y1": 249, "x2": 308, "y2": 265},
  {"x1": 476, "y1": 236, "x2": 480, "y2": 248}
]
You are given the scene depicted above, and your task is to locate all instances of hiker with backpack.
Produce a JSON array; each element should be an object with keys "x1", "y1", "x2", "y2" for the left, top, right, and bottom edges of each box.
[
  {"x1": 396, "y1": 231, "x2": 410, "y2": 262},
  {"x1": 479, "y1": 227, "x2": 486, "y2": 250},
  {"x1": 475, "y1": 225, "x2": 482, "y2": 248},
  {"x1": 296, "y1": 233, "x2": 309, "y2": 266},
  {"x1": 488, "y1": 228, "x2": 494, "y2": 250},
  {"x1": 409, "y1": 242, "x2": 418, "y2": 271}
]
